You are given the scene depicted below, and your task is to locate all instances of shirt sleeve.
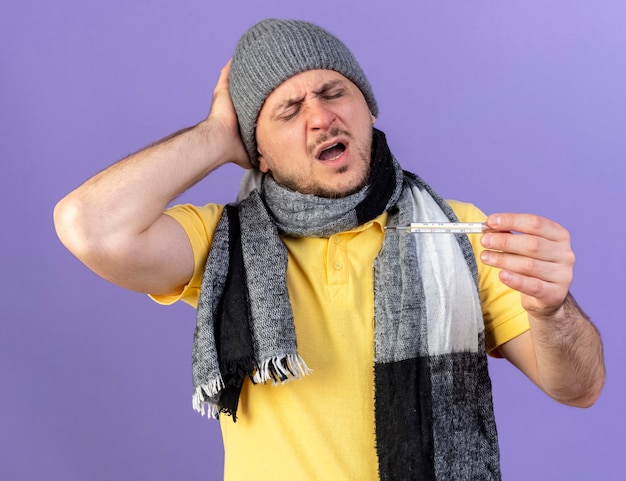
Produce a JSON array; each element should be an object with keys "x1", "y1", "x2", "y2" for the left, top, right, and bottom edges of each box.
[
  {"x1": 148, "y1": 203, "x2": 224, "y2": 308},
  {"x1": 447, "y1": 200, "x2": 530, "y2": 356}
]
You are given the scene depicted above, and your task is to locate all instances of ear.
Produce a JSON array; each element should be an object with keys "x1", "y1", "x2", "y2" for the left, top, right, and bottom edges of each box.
[
  {"x1": 370, "y1": 112, "x2": 377, "y2": 125},
  {"x1": 257, "y1": 152, "x2": 270, "y2": 173}
]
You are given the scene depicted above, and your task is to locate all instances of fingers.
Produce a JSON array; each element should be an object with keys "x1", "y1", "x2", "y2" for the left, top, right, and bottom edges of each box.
[
  {"x1": 211, "y1": 59, "x2": 235, "y2": 109},
  {"x1": 485, "y1": 213, "x2": 569, "y2": 243},
  {"x1": 480, "y1": 248, "x2": 572, "y2": 284},
  {"x1": 480, "y1": 213, "x2": 575, "y2": 315},
  {"x1": 481, "y1": 249, "x2": 572, "y2": 308},
  {"x1": 206, "y1": 59, "x2": 251, "y2": 169},
  {"x1": 482, "y1": 213, "x2": 574, "y2": 266},
  {"x1": 214, "y1": 58, "x2": 232, "y2": 92},
  {"x1": 481, "y1": 230, "x2": 575, "y2": 266}
]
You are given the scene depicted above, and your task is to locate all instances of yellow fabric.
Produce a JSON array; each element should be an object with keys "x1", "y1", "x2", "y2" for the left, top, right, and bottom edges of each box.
[{"x1": 151, "y1": 200, "x2": 529, "y2": 481}]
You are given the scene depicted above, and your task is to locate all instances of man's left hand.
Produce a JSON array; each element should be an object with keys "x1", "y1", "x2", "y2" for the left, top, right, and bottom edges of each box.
[{"x1": 479, "y1": 213, "x2": 575, "y2": 320}]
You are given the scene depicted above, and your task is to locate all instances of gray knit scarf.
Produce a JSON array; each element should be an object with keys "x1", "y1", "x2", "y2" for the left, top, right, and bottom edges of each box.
[{"x1": 192, "y1": 129, "x2": 501, "y2": 480}]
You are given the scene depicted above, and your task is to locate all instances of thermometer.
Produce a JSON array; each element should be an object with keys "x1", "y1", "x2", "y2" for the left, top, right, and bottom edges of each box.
[{"x1": 385, "y1": 222, "x2": 487, "y2": 234}]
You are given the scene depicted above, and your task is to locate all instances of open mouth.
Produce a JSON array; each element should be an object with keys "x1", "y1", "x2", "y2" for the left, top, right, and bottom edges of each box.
[{"x1": 317, "y1": 143, "x2": 346, "y2": 161}]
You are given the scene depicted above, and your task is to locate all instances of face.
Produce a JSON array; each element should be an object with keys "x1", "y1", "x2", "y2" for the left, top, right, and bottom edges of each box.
[{"x1": 255, "y1": 69, "x2": 376, "y2": 198}]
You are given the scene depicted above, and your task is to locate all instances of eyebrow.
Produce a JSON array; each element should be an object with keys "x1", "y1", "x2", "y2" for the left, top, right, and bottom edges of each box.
[{"x1": 271, "y1": 79, "x2": 346, "y2": 117}]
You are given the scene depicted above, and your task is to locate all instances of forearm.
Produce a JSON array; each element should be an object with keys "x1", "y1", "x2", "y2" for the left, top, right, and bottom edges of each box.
[
  {"x1": 528, "y1": 293, "x2": 605, "y2": 407},
  {"x1": 54, "y1": 120, "x2": 222, "y2": 253}
]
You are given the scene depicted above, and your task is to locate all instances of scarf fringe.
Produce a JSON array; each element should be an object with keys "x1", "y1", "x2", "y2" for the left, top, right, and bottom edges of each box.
[
  {"x1": 192, "y1": 355, "x2": 311, "y2": 417},
  {"x1": 192, "y1": 376, "x2": 225, "y2": 418},
  {"x1": 252, "y1": 354, "x2": 312, "y2": 385}
]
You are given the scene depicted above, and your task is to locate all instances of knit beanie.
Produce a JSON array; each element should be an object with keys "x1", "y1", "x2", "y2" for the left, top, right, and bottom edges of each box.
[{"x1": 229, "y1": 18, "x2": 378, "y2": 165}]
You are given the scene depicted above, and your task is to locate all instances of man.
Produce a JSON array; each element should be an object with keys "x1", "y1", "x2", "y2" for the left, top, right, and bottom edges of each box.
[{"x1": 54, "y1": 19, "x2": 604, "y2": 481}]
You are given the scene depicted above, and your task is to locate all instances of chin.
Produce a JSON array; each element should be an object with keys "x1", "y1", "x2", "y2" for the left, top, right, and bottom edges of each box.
[
  {"x1": 273, "y1": 163, "x2": 370, "y2": 199},
  {"x1": 312, "y1": 176, "x2": 369, "y2": 199}
]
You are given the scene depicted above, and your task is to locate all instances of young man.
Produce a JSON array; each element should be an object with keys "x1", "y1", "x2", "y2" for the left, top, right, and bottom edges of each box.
[{"x1": 54, "y1": 19, "x2": 604, "y2": 480}]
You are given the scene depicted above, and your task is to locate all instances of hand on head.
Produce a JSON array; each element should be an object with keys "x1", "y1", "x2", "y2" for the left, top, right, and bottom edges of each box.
[{"x1": 204, "y1": 59, "x2": 252, "y2": 170}]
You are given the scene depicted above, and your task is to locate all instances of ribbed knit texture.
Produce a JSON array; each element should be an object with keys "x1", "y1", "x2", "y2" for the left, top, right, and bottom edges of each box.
[{"x1": 229, "y1": 18, "x2": 378, "y2": 164}]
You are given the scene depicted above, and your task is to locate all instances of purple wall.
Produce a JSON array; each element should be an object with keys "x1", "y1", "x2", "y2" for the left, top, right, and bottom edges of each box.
[{"x1": 2, "y1": 1, "x2": 624, "y2": 479}]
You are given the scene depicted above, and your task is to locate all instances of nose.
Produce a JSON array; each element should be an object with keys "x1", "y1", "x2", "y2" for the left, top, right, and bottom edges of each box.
[{"x1": 306, "y1": 99, "x2": 336, "y2": 131}]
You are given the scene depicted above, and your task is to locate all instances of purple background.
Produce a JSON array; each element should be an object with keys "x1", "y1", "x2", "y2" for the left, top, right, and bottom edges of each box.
[{"x1": 2, "y1": 1, "x2": 624, "y2": 479}]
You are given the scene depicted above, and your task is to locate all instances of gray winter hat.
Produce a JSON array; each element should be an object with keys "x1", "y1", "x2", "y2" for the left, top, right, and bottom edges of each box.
[{"x1": 229, "y1": 18, "x2": 378, "y2": 165}]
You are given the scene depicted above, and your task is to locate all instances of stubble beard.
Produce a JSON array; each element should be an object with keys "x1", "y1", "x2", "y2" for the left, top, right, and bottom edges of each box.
[{"x1": 275, "y1": 126, "x2": 373, "y2": 199}]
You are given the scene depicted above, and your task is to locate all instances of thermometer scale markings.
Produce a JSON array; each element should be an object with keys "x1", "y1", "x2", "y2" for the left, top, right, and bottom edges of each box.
[{"x1": 385, "y1": 222, "x2": 487, "y2": 234}]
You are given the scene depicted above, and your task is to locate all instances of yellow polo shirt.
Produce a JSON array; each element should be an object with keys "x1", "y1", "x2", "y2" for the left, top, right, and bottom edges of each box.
[{"x1": 152, "y1": 200, "x2": 529, "y2": 481}]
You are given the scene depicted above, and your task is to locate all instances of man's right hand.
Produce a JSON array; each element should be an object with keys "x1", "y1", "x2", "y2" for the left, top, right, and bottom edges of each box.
[{"x1": 204, "y1": 59, "x2": 251, "y2": 170}]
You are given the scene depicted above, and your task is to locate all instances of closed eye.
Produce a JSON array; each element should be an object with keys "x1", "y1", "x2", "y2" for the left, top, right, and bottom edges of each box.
[
  {"x1": 319, "y1": 86, "x2": 345, "y2": 101},
  {"x1": 279, "y1": 105, "x2": 301, "y2": 121},
  {"x1": 274, "y1": 81, "x2": 347, "y2": 121}
]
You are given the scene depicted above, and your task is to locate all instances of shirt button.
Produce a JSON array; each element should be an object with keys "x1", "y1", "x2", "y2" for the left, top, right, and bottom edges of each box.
[
  {"x1": 333, "y1": 262, "x2": 343, "y2": 270},
  {"x1": 332, "y1": 235, "x2": 341, "y2": 244}
]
